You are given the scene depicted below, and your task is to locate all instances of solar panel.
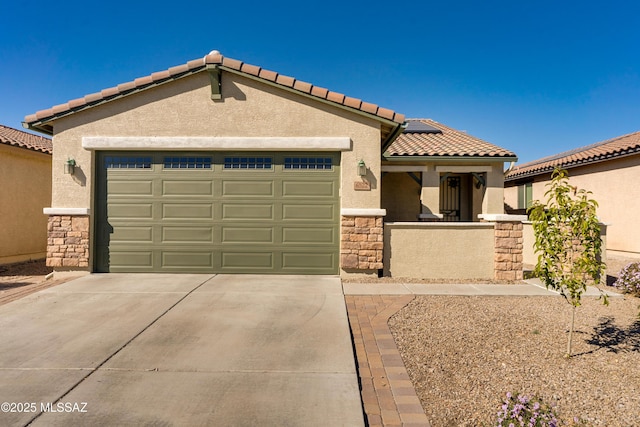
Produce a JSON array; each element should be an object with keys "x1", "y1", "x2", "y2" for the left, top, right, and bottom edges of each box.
[{"x1": 403, "y1": 121, "x2": 442, "y2": 134}]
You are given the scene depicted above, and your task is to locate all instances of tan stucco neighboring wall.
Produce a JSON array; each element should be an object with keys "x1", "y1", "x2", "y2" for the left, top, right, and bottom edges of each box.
[
  {"x1": 0, "y1": 144, "x2": 51, "y2": 263},
  {"x1": 50, "y1": 71, "x2": 383, "y2": 210},
  {"x1": 383, "y1": 222, "x2": 495, "y2": 279},
  {"x1": 506, "y1": 155, "x2": 640, "y2": 255}
]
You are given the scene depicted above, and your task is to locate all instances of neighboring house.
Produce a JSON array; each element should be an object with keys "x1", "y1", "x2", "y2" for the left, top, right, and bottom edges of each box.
[
  {"x1": 0, "y1": 124, "x2": 52, "y2": 265},
  {"x1": 504, "y1": 131, "x2": 640, "y2": 258},
  {"x1": 23, "y1": 51, "x2": 521, "y2": 279}
]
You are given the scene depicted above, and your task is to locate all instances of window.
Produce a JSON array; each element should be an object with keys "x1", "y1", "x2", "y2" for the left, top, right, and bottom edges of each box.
[
  {"x1": 284, "y1": 157, "x2": 332, "y2": 170},
  {"x1": 105, "y1": 156, "x2": 152, "y2": 169},
  {"x1": 163, "y1": 157, "x2": 212, "y2": 169},
  {"x1": 223, "y1": 157, "x2": 272, "y2": 169},
  {"x1": 517, "y1": 182, "x2": 533, "y2": 209}
]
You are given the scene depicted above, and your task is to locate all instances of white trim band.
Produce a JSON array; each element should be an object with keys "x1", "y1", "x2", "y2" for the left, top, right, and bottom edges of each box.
[
  {"x1": 44, "y1": 208, "x2": 90, "y2": 215},
  {"x1": 341, "y1": 208, "x2": 386, "y2": 217},
  {"x1": 436, "y1": 165, "x2": 493, "y2": 173},
  {"x1": 478, "y1": 214, "x2": 527, "y2": 221},
  {"x1": 381, "y1": 165, "x2": 431, "y2": 172},
  {"x1": 83, "y1": 136, "x2": 352, "y2": 151}
]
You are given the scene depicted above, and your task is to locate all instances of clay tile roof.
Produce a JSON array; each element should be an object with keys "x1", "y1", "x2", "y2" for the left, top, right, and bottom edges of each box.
[
  {"x1": 24, "y1": 51, "x2": 404, "y2": 133},
  {"x1": 0, "y1": 124, "x2": 52, "y2": 154},
  {"x1": 386, "y1": 119, "x2": 517, "y2": 158},
  {"x1": 504, "y1": 131, "x2": 640, "y2": 180}
]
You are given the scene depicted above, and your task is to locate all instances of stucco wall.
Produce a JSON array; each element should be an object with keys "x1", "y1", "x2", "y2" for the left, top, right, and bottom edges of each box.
[
  {"x1": 50, "y1": 71, "x2": 383, "y2": 211},
  {"x1": 0, "y1": 144, "x2": 51, "y2": 263},
  {"x1": 381, "y1": 173, "x2": 421, "y2": 221},
  {"x1": 506, "y1": 155, "x2": 640, "y2": 255},
  {"x1": 383, "y1": 222, "x2": 495, "y2": 279}
]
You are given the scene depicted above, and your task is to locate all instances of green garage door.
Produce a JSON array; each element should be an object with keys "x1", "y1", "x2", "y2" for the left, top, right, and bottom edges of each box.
[{"x1": 95, "y1": 152, "x2": 340, "y2": 274}]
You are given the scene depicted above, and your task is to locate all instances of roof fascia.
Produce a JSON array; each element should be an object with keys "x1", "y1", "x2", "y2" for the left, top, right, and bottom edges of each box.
[
  {"x1": 22, "y1": 66, "x2": 208, "y2": 136},
  {"x1": 381, "y1": 122, "x2": 407, "y2": 153},
  {"x1": 383, "y1": 154, "x2": 518, "y2": 163}
]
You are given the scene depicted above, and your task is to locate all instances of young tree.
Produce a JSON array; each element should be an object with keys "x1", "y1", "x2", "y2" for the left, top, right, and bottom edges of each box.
[{"x1": 528, "y1": 168, "x2": 608, "y2": 358}]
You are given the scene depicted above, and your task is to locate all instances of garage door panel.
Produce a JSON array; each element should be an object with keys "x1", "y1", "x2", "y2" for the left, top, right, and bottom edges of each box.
[
  {"x1": 108, "y1": 180, "x2": 154, "y2": 196},
  {"x1": 282, "y1": 227, "x2": 335, "y2": 244},
  {"x1": 222, "y1": 227, "x2": 273, "y2": 243},
  {"x1": 222, "y1": 180, "x2": 274, "y2": 197},
  {"x1": 109, "y1": 251, "x2": 153, "y2": 268},
  {"x1": 110, "y1": 226, "x2": 154, "y2": 243},
  {"x1": 221, "y1": 252, "x2": 274, "y2": 269},
  {"x1": 282, "y1": 180, "x2": 335, "y2": 197},
  {"x1": 163, "y1": 204, "x2": 213, "y2": 220},
  {"x1": 162, "y1": 227, "x2": 214, "y2": 243},
  {"x1": 282, "y1": 204, "x2": 335, "y2": 220},
  {"x1": 282, "y1": 252, "x2": 335, "y2": 270},
  {"x1": 162, "y1": 180, "x2": 213, "y2": 196},
  {"x1": 162, "y1": 251, "x2": 214, "y2": 268},
  {"x1": 222, "y1": 204, "x2": 273, "y2": 220},
  {"x1": 108, "y1": 204, "x2": 154, "y2": 219}
]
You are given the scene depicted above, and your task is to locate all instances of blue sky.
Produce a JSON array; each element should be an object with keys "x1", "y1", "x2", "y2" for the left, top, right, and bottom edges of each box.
[{"x1": 2, "y1": 0, "x2": 639, "y2": 164}]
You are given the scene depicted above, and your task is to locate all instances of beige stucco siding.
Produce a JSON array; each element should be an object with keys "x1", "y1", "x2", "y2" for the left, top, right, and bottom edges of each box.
[
  {"x1": 0, "y1": 144, "x2": 51, "y2": 263},
  {"x1": 381, "y1": 172, "x2": 421, "y2": 221},
  {"x1": 50, "y1": 71, "x2": 383, "y2": 210},
  {"x1": 505, "y1": 155, "x2": 640, "y2": 255},
  {"x1": 383, "y1": 222, "x2": 495, "y2": 279}
]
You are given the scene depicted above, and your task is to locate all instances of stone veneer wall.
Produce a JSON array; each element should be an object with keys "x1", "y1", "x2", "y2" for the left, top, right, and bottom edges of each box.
[
  {"x1": 46, "y1": 215, "x2": 90, "y2": 268},
  {"x1": 341, "y1": 216, "x2": 384, "y2": 270},
  {"x1": 494, "y1": 221, "x2": 524, "y2": 280}
]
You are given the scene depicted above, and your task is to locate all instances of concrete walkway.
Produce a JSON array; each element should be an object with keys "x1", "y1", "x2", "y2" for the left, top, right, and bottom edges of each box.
[
  {"x1": 0, "y1": 274, "x2": 364, "y2": 427},
  {"x1": 343, "y1": 278, "x2": 621, "y2": 297}
]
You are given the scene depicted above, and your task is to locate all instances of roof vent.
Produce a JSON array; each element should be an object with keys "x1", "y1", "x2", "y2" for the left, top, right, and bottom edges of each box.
[{"x1": 404, "y1": 121, "x2": 442, "y2": 134}]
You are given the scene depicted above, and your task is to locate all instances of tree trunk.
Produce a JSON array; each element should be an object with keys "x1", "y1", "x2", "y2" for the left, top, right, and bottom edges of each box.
[{"x1": 566, "y1": 305, "x2": 576, "y2": 358}]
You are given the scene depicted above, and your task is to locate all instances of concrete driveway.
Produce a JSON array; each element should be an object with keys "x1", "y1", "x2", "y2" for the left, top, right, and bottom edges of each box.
[{"x1": 0, "y1": 274, "x2": 364, "y2": 426}]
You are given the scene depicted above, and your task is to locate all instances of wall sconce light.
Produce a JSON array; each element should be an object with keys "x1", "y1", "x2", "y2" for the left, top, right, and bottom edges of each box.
[
  {"x1": 357, "y1": 159, "x2": 367, "y2": 177},
  {"x1": 64, "y1": 158, "x2": 76, "y2": 175}
]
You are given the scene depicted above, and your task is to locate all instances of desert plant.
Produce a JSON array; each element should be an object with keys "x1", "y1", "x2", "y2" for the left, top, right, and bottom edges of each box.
[
  {"x1": 529, "y1": 168, "x2": 608, "y2": 357},
  {"x1": 613, "y1": 262, "x2": 640, "y2": 296},
  {"x1": 496, "y1": 392, "x2": 558, "y2": 427}
]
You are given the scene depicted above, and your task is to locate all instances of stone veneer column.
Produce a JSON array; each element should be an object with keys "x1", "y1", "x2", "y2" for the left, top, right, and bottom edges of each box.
[
  {"x1": 494, "y1": 221, "x2": 524, "y2": 281},
  {"x1": 340, "y1": 216, "x2": 384, "y2": 270},
  {"x1": 46, "y1": 215, "x2": 90, "y2": 268}
]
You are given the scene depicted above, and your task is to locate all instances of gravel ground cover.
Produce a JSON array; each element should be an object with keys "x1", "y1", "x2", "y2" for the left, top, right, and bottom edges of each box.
[{"x1": 388, "y1": 294, "x2": 640, "y2": 426}]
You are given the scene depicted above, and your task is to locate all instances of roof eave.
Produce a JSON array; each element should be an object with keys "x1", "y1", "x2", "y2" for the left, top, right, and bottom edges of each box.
[
  {"x1": 383, "y1": 154, "x2": 518, "y2": 162},
  {"x1": 22, "y1": 66, "x2": 207, "y2": 136},
  {"x1": 22, "y1": 62, "x2": 404, "y2": 139},
  {"x1": 504, "y1": 147, "x2": 640, "y2": 181}
]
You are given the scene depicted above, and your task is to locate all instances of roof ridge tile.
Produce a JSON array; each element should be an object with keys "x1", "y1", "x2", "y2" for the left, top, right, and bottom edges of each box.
[
  {"x1": 506, "y1": 130, "x2": 640, "y2": 179},
  {"x1": 24, "y1": 51, "x2": 405, "y2": 129}
]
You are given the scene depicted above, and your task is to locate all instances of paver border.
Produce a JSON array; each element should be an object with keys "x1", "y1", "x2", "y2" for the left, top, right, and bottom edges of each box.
[{"x1": 345, "y1": 295, "x2": 431, "y2": 427}]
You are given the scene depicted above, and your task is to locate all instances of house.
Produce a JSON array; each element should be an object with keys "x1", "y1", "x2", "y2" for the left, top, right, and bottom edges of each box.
[
  {"x1": 504, "y1": 131, "x2": 640, "y2": 259},
  {"x1": 0, "y1": 124, "x2": 52, "y2": 265},
  {"x1": 23, "y1": 51, "x2": 522, "y2": 279}
]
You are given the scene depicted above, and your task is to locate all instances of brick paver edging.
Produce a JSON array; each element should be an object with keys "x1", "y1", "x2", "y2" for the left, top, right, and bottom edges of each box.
[{"x1": 345, "y1": 295, "x2": 431, "y2": 427}]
